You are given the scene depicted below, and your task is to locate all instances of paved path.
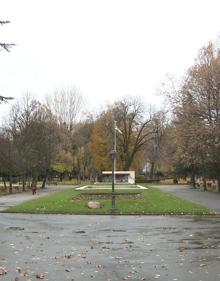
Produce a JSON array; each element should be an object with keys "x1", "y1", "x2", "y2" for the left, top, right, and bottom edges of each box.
[
  {"x1": 0, "y1": 185, "x2": 219, "y2": 280},
  {"x1": 0, "y1": 214, "x2": 220, "y2": 281},
  {"x1": 153, "y1": 184, "x2": 220, "y2": 213},
  {"x1": 0, "y1": 185, "x2": 74, "y2": 212}
]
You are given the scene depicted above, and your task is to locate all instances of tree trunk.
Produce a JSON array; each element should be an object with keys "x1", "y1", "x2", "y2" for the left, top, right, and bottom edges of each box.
[
  {"x1": 150, "y1": 162, "x2": 155, "y2": 180},
  {"x1": 203, "y1": 176, "x2": 207, "y2": 191},
  {"x1": 22, "y1": 174, "x2": 26, "y2": 192},
  {"x1": 191, "y1": 173, "x2": 196, "y2": 188},
  {"x1": 9, "y1": 173, "x2": 13, "y2": 194},
  {"x1": 82, "y1": 164, "x2": 86, "y2": 181},
  {"x1": 31, "y1": 175, "x2": 38, "y2": 191},
  {"x1": 41, "y1": 170, "x2": 48, "y2": 189},
  {"x1": 27, "y1": 178, "x2": 31, "y2": 188},
  {"x1": 60, "y1": 174, "x2": 63, "y2": 182},
  {"x1": 41, "y1": 177, "x2": 47, "y2": 189},
  {"x1": 123, "y1": 151, "x2": 135, "y2": 171},
  {"x1": 217, "y1": 176, "x2": 220, "y2": 193},
  {"x1": 3, "y1": 177, "x2": 7, "y2": 189},
  {"x1": 123, "y1": 158, "x2": 132, "y2": 171}
]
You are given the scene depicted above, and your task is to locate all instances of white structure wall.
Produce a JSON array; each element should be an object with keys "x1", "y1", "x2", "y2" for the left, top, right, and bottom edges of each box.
[{"x1": 102, "y1": 171, "x2": 135, "y2": 184}]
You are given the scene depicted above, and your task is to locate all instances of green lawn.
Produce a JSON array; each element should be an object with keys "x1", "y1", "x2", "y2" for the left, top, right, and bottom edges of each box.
[{"x1": 6, "y1": 185, "x2": 214, "y2": 215}]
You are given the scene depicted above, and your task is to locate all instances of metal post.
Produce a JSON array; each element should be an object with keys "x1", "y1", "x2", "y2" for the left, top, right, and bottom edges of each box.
[
  {"x1": 111, "y1": 149, "x2": 116, "y2": 213},
  {"x1": 114, "y1": 120, "x2": 117, "y2": 184},
  {"x1": 110, "y1": 121, "x2": 122, "y2": 213}
]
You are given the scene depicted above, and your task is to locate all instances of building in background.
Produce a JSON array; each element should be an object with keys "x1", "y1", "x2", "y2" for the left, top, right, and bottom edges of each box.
[{"x1": 102, "y1": 171, "x2": 135, "y2": 184}]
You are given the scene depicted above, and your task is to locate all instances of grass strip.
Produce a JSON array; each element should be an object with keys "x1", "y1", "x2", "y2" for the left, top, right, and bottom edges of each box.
[{"x1": 6, "y1": 186, "x2": 213, "y2": 215}]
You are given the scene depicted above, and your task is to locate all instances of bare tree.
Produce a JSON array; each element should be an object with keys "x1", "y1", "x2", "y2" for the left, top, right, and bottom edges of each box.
[
  {"x1": 0, "y1": 20, "x2": 15, "y2": 52},
  {"x1": 71, "y1": 119, "x2": 94, "y2": 181},
  {"x1": 46, "y1": 87, "x2": 83, "y2": 131},
  {"x1": 0, "y1": 96, "x2": 13, "y2": 104},
  {"x1": 7, "y1": 94, "x2": 61, "y2": 189},
  {"x1": 0, "y1": 20, "x2": 14, "y2": 102},
  {"x1": 169, "y1": 42, "x2": 220, "y2": 191},
  {"x1": 143, "y1": 110, "x2": 167, "y2": 179},
  {"x1": 90, "y1": 97, "x2": 157, "y2": 171},
  {"x1": 0, "y1": 129, "x2": 17, "y2": 193},
  {"x1": 111, "y1": 97, "x2": 157, "y2": 170}
]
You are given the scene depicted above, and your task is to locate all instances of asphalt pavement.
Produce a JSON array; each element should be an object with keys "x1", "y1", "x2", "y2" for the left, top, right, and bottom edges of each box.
[
  {"x1": 0, "y1": 185, "x2": 220, "y2": 280},
  {"x1": 0, "y1": 214, "x2": 220, "y2": 281},
  {"x1": 153, "y1": 185, "x2": 220, "y2": 214}
]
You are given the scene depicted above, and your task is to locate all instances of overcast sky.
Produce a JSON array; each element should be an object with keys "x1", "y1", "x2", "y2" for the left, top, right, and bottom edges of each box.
[{"x1": 1, "y1": 0, "x2": 220, "y2": 117}]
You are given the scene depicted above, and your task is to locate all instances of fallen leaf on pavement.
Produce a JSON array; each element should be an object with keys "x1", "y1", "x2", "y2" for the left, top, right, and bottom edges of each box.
[
  {"x1": 16, "y1": 267, "x2": 22, "y2": 273},
  {"x1": 36, "y1": 272, "x2": 45, "y2": 279},
  {"x1": 65, "y1": 269, "x2": 71, "y2": 272},
  {"x1": 0, "y1": 267, "x2": 7, "y2": 275}
]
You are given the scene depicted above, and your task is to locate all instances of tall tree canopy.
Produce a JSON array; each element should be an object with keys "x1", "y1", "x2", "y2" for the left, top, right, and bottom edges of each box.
[
  {"x1": 170, "y1": 42, "x2": 220, "y2": 191},
  {"x1": 90, "y1": 97, "x2": 157, "y2": 171}
]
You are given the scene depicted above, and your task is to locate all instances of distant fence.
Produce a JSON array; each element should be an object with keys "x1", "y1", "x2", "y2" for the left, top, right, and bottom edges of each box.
[{"x1": 135, "y1": 178, "x2": 160, "y2": 183}]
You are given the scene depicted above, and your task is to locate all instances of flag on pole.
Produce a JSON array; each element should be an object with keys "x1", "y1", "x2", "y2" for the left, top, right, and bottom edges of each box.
[{"x1": 115, "y1": 124, "x2": 123, "y2": 134}]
